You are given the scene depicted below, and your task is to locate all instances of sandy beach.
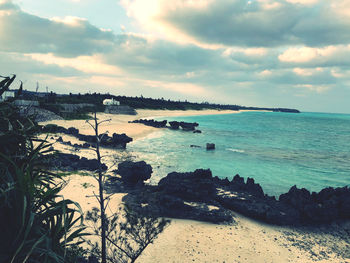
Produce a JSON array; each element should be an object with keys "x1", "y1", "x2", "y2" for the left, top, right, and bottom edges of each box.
[
  {"x1": 45, "y1": 109, "x2": 350, "y2": 263},
  {"x1": 41, "y1": 109, "x2": 239, "y2": 141}
]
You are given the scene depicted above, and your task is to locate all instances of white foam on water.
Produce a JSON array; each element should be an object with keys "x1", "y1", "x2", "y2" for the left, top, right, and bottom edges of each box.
[{"x1": 227, "y1": 148, "x2": 245, "y2": 153}]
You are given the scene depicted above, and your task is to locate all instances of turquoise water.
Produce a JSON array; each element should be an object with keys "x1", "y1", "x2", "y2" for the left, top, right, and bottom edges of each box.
[{"x1": 128, "y1": 112, "x2": 350, "y2": 197}]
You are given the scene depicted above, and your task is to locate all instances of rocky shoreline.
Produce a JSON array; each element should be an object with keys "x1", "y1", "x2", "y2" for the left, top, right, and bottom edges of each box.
[
  {"x1": 108, "y1": 162, "x2": 350, "y2": 226},
  {"x1": 129, "y1": 119, "x2": 202, "y2": 133},
  {"x1": 41, "y1": 124, "x2": 133, "y2": 148},
  {"x1": 40, "y1": 123, "x2": 349, "y2": 227}
]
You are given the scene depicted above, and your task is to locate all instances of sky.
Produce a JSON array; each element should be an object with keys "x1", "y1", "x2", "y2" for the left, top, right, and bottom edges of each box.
[{"x1": 1, "y1": 0, "x2": 350, "y2": 113}]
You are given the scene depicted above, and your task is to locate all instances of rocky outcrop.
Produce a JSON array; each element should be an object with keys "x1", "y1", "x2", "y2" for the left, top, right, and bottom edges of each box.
[
  {"x1": 41, "y1": 124, "x2": 67, "y2": 133},
  {"x1": 206, "y1": 143, "x2": 215, "y2": 150},
  {"x1": 279, "y1": 185, "x2": 350, "y2": 224},
  {"x1": 19, "y1": 106, "x2": 63, "y2": 122},
  {"x1": 116, "y1": 161, "x2": 153, "y2": 186},
  {"x1": 130, "y1": 119, "x2": 201, "y2": 133},
  {"x1": 44, "y1": 153, "x2": 107, "y2": 171},
  {"x1": 41, "y1": 124, "x2": 133, "y2": 149},
  {"x1": 179, "y1": 121, "x2": 199, "y2": 131},
  {"x1": 129, "y1": 119, "x2": 167, "y2": 128},
  {"x1": 56, "y1": 136, "x2": 91, "y2": 149},
  {"x1": 169, "y1": 121, "x2": 180, "y2": 130},
  {"x1": 108, "y1": 168, "x2": 350, "y2": 226},
  {"x1": 76, "y1": 133, "x2": 132, "y2": 149},
  {"x1": 158, "y1": 169, "x2": 216, "y2": 202}
]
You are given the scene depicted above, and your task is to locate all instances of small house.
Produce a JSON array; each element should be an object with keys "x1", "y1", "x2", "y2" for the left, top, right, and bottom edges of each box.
[{"x1": 103, "y1": 98, "x2": 120, "y2": 106}]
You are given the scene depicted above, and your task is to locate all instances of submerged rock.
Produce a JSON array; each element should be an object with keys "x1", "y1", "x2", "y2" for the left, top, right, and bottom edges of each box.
[{"x1": 206, "y1": 143, "x2": 215, "y2": 150}]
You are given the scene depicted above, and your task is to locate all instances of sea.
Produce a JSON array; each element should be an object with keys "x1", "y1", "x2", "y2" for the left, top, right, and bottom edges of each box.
[{"x1": 128, "y1": 111, "x2": 350, "y2": 197}]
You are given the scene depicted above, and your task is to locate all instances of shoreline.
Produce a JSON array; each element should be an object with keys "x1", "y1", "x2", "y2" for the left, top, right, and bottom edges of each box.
[
  {"x1": 41, "y1": 109, "x2": 242, "y2": 142},
  {"x1": 43, "y1": 109, "x2": 350, "y2": 263}
]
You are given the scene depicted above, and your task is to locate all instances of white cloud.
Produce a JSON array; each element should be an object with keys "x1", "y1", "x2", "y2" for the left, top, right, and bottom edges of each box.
[
  {"x1": 121, "y1": 0, "x2": 350, "y2": 48},
  {"x1": 295, "y1": 84, "x2": 330, "y2": 93},
  {"x1": 285, "y1": 0, "x2": 318, "y2": 5},
  {"x1": 278, "y1": 45, "x2": 350, "y2": 67},
  {"x1": 223, "y1": 47, "x2": 268, "y2": 57},
  {"x1": 293, "y1": 67, "x2": 323, "y2": 76},
  {"x1": 25, "y1": 53, "x2": 123, "y2": 75},
  {"x1": 258, "y1": 69, "x2": 273, "y2": 77}
]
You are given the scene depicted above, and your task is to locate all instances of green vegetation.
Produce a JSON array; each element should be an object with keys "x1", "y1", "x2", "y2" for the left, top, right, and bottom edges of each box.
[
  {"x1": 0, "y1": 76, "x2": 87, "y2": 263},
  {"x1": 86, "y1": 206, "x2": 169, "y2": 263},
  {"x1": 19, "y1": 90, "x2": 300, "y2": 113}
]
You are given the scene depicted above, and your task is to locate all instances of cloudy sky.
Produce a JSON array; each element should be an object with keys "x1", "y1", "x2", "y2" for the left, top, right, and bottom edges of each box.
[{"x1": 1, "y1": 0, "x2": 350, "y2": 113}]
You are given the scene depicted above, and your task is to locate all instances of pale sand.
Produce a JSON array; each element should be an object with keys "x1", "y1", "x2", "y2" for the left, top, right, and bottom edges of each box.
[
  {"x1": 41, "y1": 109, "x2": 239, "y2": 141},
  {"x1": 59, "y1": 174, "x2": 349, "y2": 263},
  {"x1": 44, "y1": 109, "x2": 349, "y2": 263}
]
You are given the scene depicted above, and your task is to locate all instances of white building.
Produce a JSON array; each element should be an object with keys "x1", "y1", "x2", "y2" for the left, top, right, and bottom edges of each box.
[
  {"x1": 103, "y1": 98, "x2": 120, "y2": 106},
  {"x1": 0, "y1": 91, "x2": 15, "y2": 101}
]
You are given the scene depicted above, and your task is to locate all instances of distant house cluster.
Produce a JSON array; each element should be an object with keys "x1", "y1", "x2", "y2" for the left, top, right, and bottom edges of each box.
[
  {"x1": 103, "y1": 98, "x2": 120, "y2": 106},
  {"x1": 0, "y1": 90, "x2": 39, "y2": 106}
]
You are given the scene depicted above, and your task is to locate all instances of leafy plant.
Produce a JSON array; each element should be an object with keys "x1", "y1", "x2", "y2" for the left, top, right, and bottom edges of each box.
[
  {"x1": 86, "y1": 206, "x2": 169, "y2": 263},
  {"x1": 0, "y1": 75, "x2": 87, "y2": 263}
]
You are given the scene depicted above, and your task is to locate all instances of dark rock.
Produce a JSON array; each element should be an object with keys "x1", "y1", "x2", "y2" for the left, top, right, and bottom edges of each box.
[
  {"x1": 117, "y1": 161, "x2": 152, "y2": 186},
  {"x1": 130, "y1": 119, "x2": 167, "y2": 128},
  {"x1": 67, "y1": 127, "x2": 79, "y2": 135},
  {"x1": 158, "y1": 169, "x2": 215, "y2": 202},
  {"x1": 279, "y1": 185, "x2": 350, "y2": 223},
  {"x1": 110, "y1": 166, "x2": 350, "y2": 226},
  {"x1": 111, "y1": 133, "x2": 133, "y2": 148},
  {"x1": 169, "y1": 121, "x2": 180, "y2": 129},
  {"x1": 216, "y1": 188, "x2": 300, "y2": 225},
  {"x1": 82, "y1": 142, "x2": 91, "y2": 148},
  {"x1": 41, "y1": 124, "x2": 67, "y2": 133},
  {"x1": 179, "y1": 121, "x2": 199, "y2": 131},
  {"x1": 246, "y1": 177, "x2": 265, "y2": 198},
  {"x1": 190, "y1": 145, "x2": 201, "y2": 148},
  {"x1": 77, "y1": 132, "x2": 132, "y2": 149},
  {"x1": 42, "y1": 124, "x2": 132, "y2": 149},
  {"x1": 57, "y1": 136, "x2": 63, "y2": 142},
  {"x1": 193, "y1": 130, "x2": 202, "y2": 133},
  {"x1": 122, "y1": 192, "x2": 233, "y2": 224},
  {"x1": 206, "y1": 143, "x2": 215, "y2": 150},
  {"x1": 232, "y1": 174, "x2": 245, "y2": 186},
  {"x1": 44, "y1": 152, "x2": 107, "y2": 172}
]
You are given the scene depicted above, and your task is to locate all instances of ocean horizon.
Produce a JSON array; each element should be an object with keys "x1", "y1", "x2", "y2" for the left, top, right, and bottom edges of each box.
[{"x1": 129, "y1": 111, "x2": 350, "y2": 197}]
